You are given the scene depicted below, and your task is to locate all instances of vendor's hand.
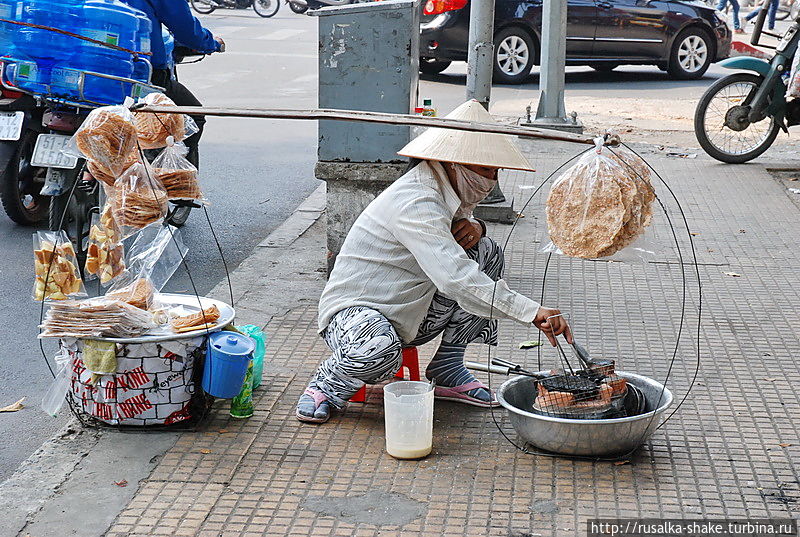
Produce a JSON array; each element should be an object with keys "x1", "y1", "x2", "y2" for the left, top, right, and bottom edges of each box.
[
  {"x1": 215, "y1": 37, "x2": 226, "y2": 52},
  {"x1": 451, "y1": 218, "x2": 482, "y2": 250},
  {"x1": 533, "y1": 307, "x2": 573, "y2": 347}
]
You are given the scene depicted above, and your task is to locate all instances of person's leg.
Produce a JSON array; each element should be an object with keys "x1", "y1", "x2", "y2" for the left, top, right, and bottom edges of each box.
[
  {"x1": 768, "y1": 0, "x2": 778, "y2": 29},
  {"x1": 161, "y1": 79, "x2": 205, "y2": 167},
  {"x1": 408, "y1": 237, "x2": 504, "y2": 405},
  {"x1": 745, "y1": 6, "x2": 760, "y2": 21},
  {"x1": 731, "y1": 0, "x2": 741, "y2": 30},
  {"x1": 297, "y1": 307, "x2": 402, "y2": 422}
]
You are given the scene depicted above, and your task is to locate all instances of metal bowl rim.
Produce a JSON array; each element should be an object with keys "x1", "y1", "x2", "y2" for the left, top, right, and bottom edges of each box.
[{"x1": 496, "y1": 370, "x2": 674, "y2": 425}]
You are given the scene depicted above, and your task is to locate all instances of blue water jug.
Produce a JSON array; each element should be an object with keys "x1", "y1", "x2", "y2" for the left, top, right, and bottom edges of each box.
[
  {"x1": 131, "y1": 8, "x2": 151, "y2": 83},
  {"x1": 203, "y1": 331, "x2": 256, "y2": 399},
  {"x1": 0, "y1": 0, "x2": 21, "y2": 58},
  {"x1": 56, "y1": 0, "x2": 138, "y2": 103},
  {"x1": 14, "y1": 0, "x2": 80, "y2": 93}
]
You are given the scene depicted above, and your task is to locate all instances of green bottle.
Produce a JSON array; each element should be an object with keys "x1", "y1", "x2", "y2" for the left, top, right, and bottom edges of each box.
[{"x1": 230, "y1": 357, "x2": 254, "y2": 419}]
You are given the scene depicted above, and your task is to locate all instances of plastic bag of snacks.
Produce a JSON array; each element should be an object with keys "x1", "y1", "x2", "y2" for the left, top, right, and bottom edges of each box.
[
  {"x1": 104, "y1": 224, "x2": 188, "y2": 311},
  {"x1": 789, "y1": 52, "x2": 800, "y2": 99},
  {"x1": 133, "y1": 93, "x2": 199, "y2": 150},
  {"x1": 70, "y1": 106, "x2": 140, "y2": 177},
  {"x1": 85, "y1": 208, "x2": 126, "y2": 285},
  {"x1": 151, "y1": 140, "x2": 203, "y2": 202},
  {"x1": 32, "y1": 231, "x2": 86, "y2": 301},
  {"x1": 544, "y1": 139, "x2": 655, "y2": 260},
  {"x1": 108, "y1": 161, "x2": 168, "y2": 238}
]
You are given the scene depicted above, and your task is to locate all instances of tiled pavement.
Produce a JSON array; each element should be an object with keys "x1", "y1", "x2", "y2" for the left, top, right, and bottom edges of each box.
[{"x1": 106, "y1": 140, "x2": 799, "y2": 536}]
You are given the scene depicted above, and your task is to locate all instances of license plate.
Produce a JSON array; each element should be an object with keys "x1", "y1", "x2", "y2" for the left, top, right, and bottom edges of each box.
[
  {"x1": 31, "y1": 134, "x2": 79, "y2": 169},
  {"x1": 0, "y1": 111, "x2": 23, "y2": 141}
]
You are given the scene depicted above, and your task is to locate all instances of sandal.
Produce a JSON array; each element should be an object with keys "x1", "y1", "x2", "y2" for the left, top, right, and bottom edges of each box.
[
  {"x1": 433, "y1": 380, "x2": 500, "y2": 408},
  {"x1": 295, "y1": 387, "x2": 331, "y2": 423}
]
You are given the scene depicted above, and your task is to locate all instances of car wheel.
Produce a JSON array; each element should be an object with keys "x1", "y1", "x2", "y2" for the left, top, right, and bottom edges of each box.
[
  {"x1": 420, "y1": 58, "x2": 452, "y2": 75},
  {"x1": 589, "y1": 63, "x2": 619, "y2": 72},
  {"x1": 668, "y1": 28, "x2": 712, "y2": 80},
  {"x1": 493, "y1": 27, "x2": 536, "y2": 84}
]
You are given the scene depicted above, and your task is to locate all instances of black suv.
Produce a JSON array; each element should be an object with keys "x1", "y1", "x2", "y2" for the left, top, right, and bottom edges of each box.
[{"x1": 420, "y1": 0, "x2": 732, "y2": 83}]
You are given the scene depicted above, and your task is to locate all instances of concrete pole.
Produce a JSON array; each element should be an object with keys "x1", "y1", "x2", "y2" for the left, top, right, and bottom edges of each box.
[
  {"x1": 466, "y1": 0, "x2": 495, "y2": 110},
  {"x1": 534, "y1": 0, "x2": 568, "y2": 123}
]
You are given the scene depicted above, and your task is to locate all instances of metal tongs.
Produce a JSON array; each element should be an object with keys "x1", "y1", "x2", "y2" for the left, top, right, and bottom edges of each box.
[{"x1": 464, "y1": 357, "x2": 546, "y2": 380}]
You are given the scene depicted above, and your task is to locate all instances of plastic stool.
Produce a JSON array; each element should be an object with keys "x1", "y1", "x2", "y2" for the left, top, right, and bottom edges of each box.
[{"x1": 350, "y1": 347, "x2": 421, "y2": 403}]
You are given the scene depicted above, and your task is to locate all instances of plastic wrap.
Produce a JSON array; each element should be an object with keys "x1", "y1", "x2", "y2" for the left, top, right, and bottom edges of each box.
[
  {"x1": 789, "y1": 52, "x2": 800, "y2": 100},
  {"x1": 108, "y1": 161, "x2": 168, "y2": 237},
  {"x1": 151, "y1": 140, "x2": 204, "y2": 202},
  {"x1": 38, "y1": 297, "x2": 156, "y2": 339},
  {"x1": 85, "y1": 208, "x2": 126, "y2": 285},
  {"x1": 544, "y1": 139, "x2": 655, "y2": 260},
  {"x1": 33, "y1": 231, "x2": 86, "y2": 301},
  {"x1": 133, "y1": 93, "x2": 199, "y2": 149},
  {"x1": 70, "y1": 106, "x2": 139, "y2": 177},
  {"x1": 41, "y1": 348, "x2": 73, "y2": 416},
  {"x1": 105, "y1": 224, "x2": 188, "y2": 310}
]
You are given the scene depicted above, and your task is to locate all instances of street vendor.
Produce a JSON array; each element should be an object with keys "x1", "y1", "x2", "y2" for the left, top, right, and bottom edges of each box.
[{"x1": 296, "y1": 100, "x2": 572, "y2": 424}]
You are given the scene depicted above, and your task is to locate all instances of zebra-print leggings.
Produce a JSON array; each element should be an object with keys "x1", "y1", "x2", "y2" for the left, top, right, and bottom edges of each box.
[{"x1": 309, "y1": 236, "x2": 504, "y2": 408}]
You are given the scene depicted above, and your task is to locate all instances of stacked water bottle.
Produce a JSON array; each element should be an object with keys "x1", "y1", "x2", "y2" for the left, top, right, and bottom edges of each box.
[{"x1": 0, "y1": 0, "x2": 154, "y2": 105}]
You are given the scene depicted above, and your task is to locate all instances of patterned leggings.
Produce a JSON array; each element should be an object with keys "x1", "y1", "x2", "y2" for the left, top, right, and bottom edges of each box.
[{"x1": 309, "y1": 237, "x2": 504, "y2": 408}]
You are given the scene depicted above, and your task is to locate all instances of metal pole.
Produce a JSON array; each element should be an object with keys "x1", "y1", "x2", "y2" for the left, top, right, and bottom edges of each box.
[
  {"x1": 466, "y1": 0, "x2": 496, "y2": 109},
  {"x1": 534, "y1": 0, "x2": 568, "y2": 123}
]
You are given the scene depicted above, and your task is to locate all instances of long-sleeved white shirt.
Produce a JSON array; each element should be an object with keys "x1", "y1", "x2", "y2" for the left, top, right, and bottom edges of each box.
[{"x1": 318, "y1": 160, "x2": 541, "y2": 343}]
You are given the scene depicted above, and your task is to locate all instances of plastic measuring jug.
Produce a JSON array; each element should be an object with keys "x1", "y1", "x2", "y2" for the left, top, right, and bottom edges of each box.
[{"x1": 383, "y1": 381, "x2": 434, "y2": 459}]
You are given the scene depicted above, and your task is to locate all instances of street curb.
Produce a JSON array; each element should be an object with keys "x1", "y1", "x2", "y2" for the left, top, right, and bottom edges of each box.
[{"x1": 0, "y1": 184, "x2": 328, "y2": 537}]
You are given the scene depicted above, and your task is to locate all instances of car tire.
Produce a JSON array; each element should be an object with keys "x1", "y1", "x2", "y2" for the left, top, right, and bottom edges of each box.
[
  {"x1": 668, "y1": 27, "x2": 713, "y2": 80},
  {"x1": 589, "y1": 63, "x2": 619, "y2": 72},
  {"x1": 493, "y1": 27, "x2": 536, "y2": 85},
  {"x1": 420, "y1": 59, "x2": 452, "y2": 75}
]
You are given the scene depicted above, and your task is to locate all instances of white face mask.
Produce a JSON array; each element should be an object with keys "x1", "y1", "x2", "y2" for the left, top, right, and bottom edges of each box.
[{"x1": 450, "y1": 163, "x2": 497, "y2": 220}]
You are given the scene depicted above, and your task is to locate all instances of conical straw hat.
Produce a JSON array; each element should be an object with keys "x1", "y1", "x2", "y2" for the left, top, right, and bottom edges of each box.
[{"x1": 398, "y1": 99, "x2": 534, "y2": 171}]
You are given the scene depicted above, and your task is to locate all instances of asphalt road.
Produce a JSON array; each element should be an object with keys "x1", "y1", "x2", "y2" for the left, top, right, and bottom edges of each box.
[{"x1": 0, "y1": 7, "x2": 751, "y2": 480}]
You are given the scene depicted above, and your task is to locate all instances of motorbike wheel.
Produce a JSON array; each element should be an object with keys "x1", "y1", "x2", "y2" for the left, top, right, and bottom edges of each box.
[
  {"x1": 253, "y1": 0, "x2": 280, "y2": 17},
  {"x1": 190, "y1": 0, "x2": 217, "y2": 14},
  {"x1": 694, "y1": 73, "x2": 780, "y2": 164},
  {"x1": 289, "y1": 1, "x2": 308, "y2": 13},
  {"x1": 1, "y1": 130, "x2": 49, "y2": 225}
]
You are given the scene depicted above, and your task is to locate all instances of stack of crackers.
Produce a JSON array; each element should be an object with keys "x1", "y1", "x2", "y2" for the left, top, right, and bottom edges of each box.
[
  {"x1": 109, "y1": 163, "x2": 168, "y2": 231},
  {"x1": 546, "y1": 148, "x2": 655, "y2": 259},
  {"x1": 105, "y1": 278, "x2": 156, "y2": 311},
  {"x1": 74, "y1": 107, "x2": 139, "y2": 177},
  {"x1": 154, "y1": 168, "x2": 202, "y2": 201},
  {"x1": 33, "y1": 238, "x2": 84, "y2": 301},
  {"x1": 171, "y1": 305, "x2": 220, "y2": 334},
  {"x1": 39, "y1": 298, "x2": 155, "y2": 339},
  {"x1": 134, "y1": 93, "x2": 187, "y2": 149}
]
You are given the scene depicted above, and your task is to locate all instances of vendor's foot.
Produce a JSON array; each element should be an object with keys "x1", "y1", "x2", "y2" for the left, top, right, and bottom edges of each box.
[
  {"x1": 735, "y1": 28, "x2": 745, "y2": 34},
  {"x1": 425, "y1": 342, "x2": 498, "y2": 407},
  {"x1": 296, "y1": 387, "x2": 331, "y2": 424}
]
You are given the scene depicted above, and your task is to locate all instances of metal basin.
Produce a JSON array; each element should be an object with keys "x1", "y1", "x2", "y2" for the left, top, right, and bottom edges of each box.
[{"x1": 496, "y1": 371, "x2": 673, "y2": 457}]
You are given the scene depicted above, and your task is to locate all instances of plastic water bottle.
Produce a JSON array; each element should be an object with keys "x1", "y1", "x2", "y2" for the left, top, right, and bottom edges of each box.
[
  {"x1": 131, "y1": 8, "x2": 151, "y2": 83},
  {"x1": 229, "y1": 358, "x2": 254, "y2": 419},
  {"x1": 0, "y1": 0, "x2": 21, "y2": 58}
]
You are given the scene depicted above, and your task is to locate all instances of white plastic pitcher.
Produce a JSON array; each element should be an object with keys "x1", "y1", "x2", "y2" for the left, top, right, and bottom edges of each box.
[{"x1": 383, "y1": 381, "x2": 434, "y2": 459}]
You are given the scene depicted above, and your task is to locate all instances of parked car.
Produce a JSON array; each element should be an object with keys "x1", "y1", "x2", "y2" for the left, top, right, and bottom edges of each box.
[{"x1": 419, "y1": 0, "x2": 733, "y2": 83}]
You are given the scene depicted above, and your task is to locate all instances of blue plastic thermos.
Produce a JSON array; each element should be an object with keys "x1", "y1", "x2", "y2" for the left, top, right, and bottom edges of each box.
[{"x1": 203, "y1": 331, "x2": 255, "y2": 399}]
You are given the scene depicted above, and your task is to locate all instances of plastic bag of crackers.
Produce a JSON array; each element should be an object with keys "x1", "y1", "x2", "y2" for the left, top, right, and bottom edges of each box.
[
  {"x1": 133, "y1": 93, "x2": 198, "y2": 150},
  {"x1": 151, "y1": 140, "x2": 204, "y2": 203},
  {"x1": 69, "y1": 106, "x2": 140, "y2": 180},
  {"x1": 85, "y1": 207, "x2": 126, "y2": 285},
  {"x1": 108, "y1": 161, "x2": 168, "y2": 238},
  {"x1": 32, "y1": 231, "x2": 86, "y2": 301},
  {"x1": 543, "y1": 138, "x2": 656, "y2": 260}
]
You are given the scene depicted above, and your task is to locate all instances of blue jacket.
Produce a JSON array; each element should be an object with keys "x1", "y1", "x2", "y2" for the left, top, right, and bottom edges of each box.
[{"x1": 121, "y1": 0, "x2": 220, "y2": 69}]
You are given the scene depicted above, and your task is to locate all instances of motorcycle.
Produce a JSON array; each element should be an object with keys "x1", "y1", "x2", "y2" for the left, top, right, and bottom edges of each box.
[
  {"x1": 694, "y1": 0, "x2": 800, "y2": 163},
  {"x1": 0, "y1": 43, "x2": 207, "y2": 269},
  {"x1": 284, "y1": 0, "x2": 359, "y2": 15},
  {"x1": 190, "y1": 0, "x2": 280, "y2": 18}
]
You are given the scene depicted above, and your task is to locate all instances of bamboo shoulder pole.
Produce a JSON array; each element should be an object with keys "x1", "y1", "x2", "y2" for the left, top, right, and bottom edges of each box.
[{"x1": 133, "y1": 104, "x2": 598, "y2": 145}]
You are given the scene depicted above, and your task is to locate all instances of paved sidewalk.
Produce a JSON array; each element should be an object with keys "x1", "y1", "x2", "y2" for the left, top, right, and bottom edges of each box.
[{"x1": 57, "y1": 140, "x2": 800, "y2": 535}]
